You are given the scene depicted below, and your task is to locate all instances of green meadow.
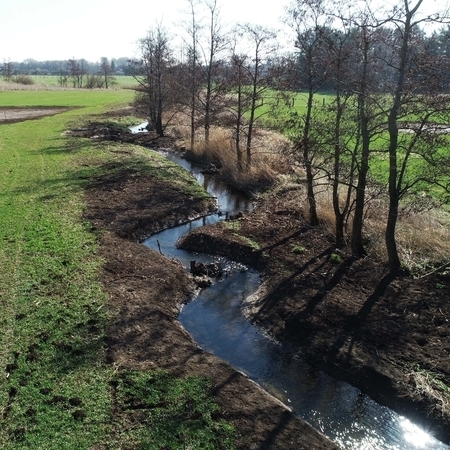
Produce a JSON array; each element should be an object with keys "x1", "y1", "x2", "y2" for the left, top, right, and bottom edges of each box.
[
  {"x1": 23, "y1": 75, "x2": 138, "y2": 88},
  {"x1": 0, "y1": 89, "x2": 233, "y2": 449},
  {"x1": 260, "y1": 91, "x2": 450, "y2": 202}
]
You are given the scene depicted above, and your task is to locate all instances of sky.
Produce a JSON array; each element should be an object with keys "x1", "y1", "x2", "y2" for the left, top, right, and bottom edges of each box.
[{"x1": 0, "y1": 0, "x2": 291, "y2": 63}]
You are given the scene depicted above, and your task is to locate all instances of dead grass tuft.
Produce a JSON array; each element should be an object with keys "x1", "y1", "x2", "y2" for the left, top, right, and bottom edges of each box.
[
  {"x1": 179, "y1": 126, "x2": 291, "y2": 191},
  {"x1": 396, "y1": 212, "x2": 450, "y2": 275},
  {"x1": 409, "y1": 369, "x2": 450, "y2": 418},
  {"x1": 0, "y1": 81, "x2": 65, "y2": 91}
]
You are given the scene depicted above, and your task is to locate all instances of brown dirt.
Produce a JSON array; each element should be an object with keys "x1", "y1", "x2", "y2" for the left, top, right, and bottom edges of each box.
[
  {"x1": 0, "y1": 106, "x2": 70, "y2": 123},
  {"x1": 83, "y1": 159, "x2": 338, "y2": 449},
  {"x1": 178, "y1": 188, "x2": 450, "y2": 445}
]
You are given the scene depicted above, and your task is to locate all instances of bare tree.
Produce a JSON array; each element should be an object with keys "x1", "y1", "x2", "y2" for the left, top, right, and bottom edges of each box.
[
  {"x1": 58, "y1": 61, "x2": 67, "y2": 87},
  {"x1": 321, "y1": 23, "x2": 358, "y2": 247},
  {"x1": 347, "y1": 8, "x2": 386, "y2": 257},
  {"x1": 99, "y1": 57, "x2": 115, "y2": 89},
  {"x1": 179, "y1": 0, "x2": 229, "y2": 147},
  {"x1": 227, "y1": 51, "x2": 251, "y2": 171},
  {"x1": 240, "y1": 24, "x2": 279, "y2": 170},
  {"x1": 381, "y1": 0, "x2": 450, "y2": 272},
  {"x1": 67, "y1": 58, "x2": 85, "y2": 88},
  {"x1": 2, "y1": 59, "x2": 14, "y2": 81},
  {"x1": 183, "y1": 0, "x2": 203, "y2": 149},
  {"x1": 225, "y1": 25, "x2": 282, "y2": 171},
  {"x1": 131, "y1": 25, "x2": 181, "y2": 137},
  {"x1": 285, "y1": 0, "x2": 331, "y2": 226}
]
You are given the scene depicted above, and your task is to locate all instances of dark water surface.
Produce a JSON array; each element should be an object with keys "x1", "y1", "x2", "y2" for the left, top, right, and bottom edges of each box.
[{"x1": 142, "y1": 150, "x2": 449, "y2": 450}]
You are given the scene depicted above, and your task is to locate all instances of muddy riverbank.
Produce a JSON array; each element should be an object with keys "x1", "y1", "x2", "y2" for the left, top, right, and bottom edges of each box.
[{"x1": 83, "y1": 151, "x2": 338, "y2": 449}]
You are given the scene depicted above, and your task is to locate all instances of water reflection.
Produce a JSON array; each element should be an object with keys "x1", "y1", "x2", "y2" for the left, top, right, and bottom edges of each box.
[
  {"x1": 161, "y1": 151, "x2": 252, "y2": 215},
  {"x1": 401, "y1": 418, "x2": 438, "y2": 448},
  {"x1": 142, "y1": 150, "x2": 449, "y2": 450},
  {"x1": 129, "y1": 122, "x2": 149, "y2": 134}
]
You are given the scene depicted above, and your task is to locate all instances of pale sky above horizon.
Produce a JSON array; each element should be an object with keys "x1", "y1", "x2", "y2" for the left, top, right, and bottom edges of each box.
[{"x1": 0, "y1": 0, "x2": 290, "y2": 63}]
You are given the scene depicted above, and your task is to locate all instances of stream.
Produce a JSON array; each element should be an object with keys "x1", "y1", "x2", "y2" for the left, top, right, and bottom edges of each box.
[{"x1": 140, "y1": 148, "x2": 449, "y2": 450}]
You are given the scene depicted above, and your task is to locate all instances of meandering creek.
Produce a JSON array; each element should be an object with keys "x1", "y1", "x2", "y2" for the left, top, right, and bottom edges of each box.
[{"x1": 141, "y1": 148, "x2": 448, "y2": 450}]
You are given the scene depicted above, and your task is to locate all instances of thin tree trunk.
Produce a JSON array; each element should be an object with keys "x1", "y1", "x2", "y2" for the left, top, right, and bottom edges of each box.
[
  {"x1": 303, "y1": 83, "x2": 319, "y2": 226},
  {"x1": 385, "y1": 1, "x2": 421, "y2": 273},
  {"x1": 332, "y1": 85, "x2": 345, "y2": 246},
  {"x1": 245, "y1": 55, "x2": 259, "y2": 171},
  {"x1": 351, "y1": 115, "x2": 370, "y2": 257},
  {"x1": 351, "y1": 27, "x2": 370, "y2": 258},
  {"x1": 236, "y1": 71, "x2": 243, "y2": 172}
]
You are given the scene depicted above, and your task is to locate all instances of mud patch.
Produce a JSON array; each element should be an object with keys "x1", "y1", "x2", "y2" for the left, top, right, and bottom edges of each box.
[{"x1": 0, "y1": 106, "x2": 70, "y2": 124}]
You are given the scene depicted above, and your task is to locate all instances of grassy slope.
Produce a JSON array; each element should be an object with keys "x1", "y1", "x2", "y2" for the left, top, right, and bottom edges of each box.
[
  {"x1": 0, "y1": 90, "x2": 134, "y2": 449},
  {"x1": 0, "y1": 90, "x2": 232, "y2": 449}
]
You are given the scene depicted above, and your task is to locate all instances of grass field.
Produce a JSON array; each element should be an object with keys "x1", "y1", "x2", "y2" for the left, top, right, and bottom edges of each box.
[
  {"x1": 24, "y1": 75, "x2": 138, "y2": 89},
  {"x1": 0, "y1": 89, "x2": 233, "y2": 449},
  {"x1": 0, "y1": 76, "x2": 138, "y2": 91}
]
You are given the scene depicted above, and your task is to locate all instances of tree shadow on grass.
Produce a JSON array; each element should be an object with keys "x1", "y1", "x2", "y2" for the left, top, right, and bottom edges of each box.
[
  {"x1": 37, "y1": 137, "x2": 89, "y2": 156},
  {"x1": 1, "y1": 156, "x2": 116, "y2": 203}
]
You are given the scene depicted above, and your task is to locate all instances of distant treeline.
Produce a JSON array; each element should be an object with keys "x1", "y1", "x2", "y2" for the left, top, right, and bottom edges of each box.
[{"x1": 4, "y1": 57, "x2": 131, "y2": 76}]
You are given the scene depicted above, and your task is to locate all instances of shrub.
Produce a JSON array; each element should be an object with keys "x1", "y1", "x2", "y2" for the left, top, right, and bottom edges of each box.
[{"x1": 15, "y1": 74, "x2": 35, "y2": 85}]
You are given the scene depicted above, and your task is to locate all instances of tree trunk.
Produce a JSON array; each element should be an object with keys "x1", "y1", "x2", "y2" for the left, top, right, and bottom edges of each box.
[
  {"x1": 351, "y1": 27, "x2": 370, "y2": 258},
  {"x1": 386, "y1": 191, "x2": 401, "y2": 272},
  {"x1": 303, "y1": 84, "x2": 319, "y2": 226},
  {"x1": 245, "y1": 53, "x2": 259, "y2": 171},
  {"x1": 236, "y1": 79, "x2": 243, "y2": 172},
  {"x1": 351, "y1": 114, "x2": 369, "y2": 257},
  {"x1": 332, "y1": 86, "x2": 346, "y2": 247},
  {"x1": 385, "y1": 2, "x2": 420, "y2": 273},
  {"x1": 305, "y1": 151, "x2": 319, "y2": 226}
]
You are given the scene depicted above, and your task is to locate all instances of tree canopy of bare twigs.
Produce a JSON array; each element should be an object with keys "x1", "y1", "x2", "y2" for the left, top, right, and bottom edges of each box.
[
  {"x1": 134, "y1": 0, "x2": 450, "y2": 273},
  {"x1": 130, "y1": 25, "x2": 183, "y2": 137}
]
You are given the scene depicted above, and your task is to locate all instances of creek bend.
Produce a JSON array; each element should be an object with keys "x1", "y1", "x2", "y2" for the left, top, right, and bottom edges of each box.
[{"x1": 142, "y1": 150, "x2": 448, "y2": 450}]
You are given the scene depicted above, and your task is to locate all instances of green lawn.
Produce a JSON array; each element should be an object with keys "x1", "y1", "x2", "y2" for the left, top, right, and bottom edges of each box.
[
  {"x1": 0, "y1": 89, "x2": 233, "y2": 449},
  {"x1": 25, "y1": 75, "x2": 138, "y2": 89}
]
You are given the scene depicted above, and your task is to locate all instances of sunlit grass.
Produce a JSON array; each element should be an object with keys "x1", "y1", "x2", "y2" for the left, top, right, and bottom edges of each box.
[
  {"x1": 0, "y1": 75, "x2": 138, "y2": 89},
  {"x1": 0, "y1": 94, "x2": 114, "y2": 448},
  {"x1": 0, "y1": 90, "x2": 231, "y2": 449}
]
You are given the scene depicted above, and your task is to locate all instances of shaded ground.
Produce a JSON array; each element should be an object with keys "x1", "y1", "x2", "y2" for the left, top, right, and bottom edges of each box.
[
  {"x1": 83, "y1": 161, "x2": 338, "y2": 449},
  {"x1": 178, "y1": 188, "x2": 450, "y2": 445}
]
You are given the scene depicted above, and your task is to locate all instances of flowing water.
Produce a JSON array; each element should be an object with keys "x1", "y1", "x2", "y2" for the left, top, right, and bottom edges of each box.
[{"x1": 141, "y1": 148, "x2": 449, "y2": 450}]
